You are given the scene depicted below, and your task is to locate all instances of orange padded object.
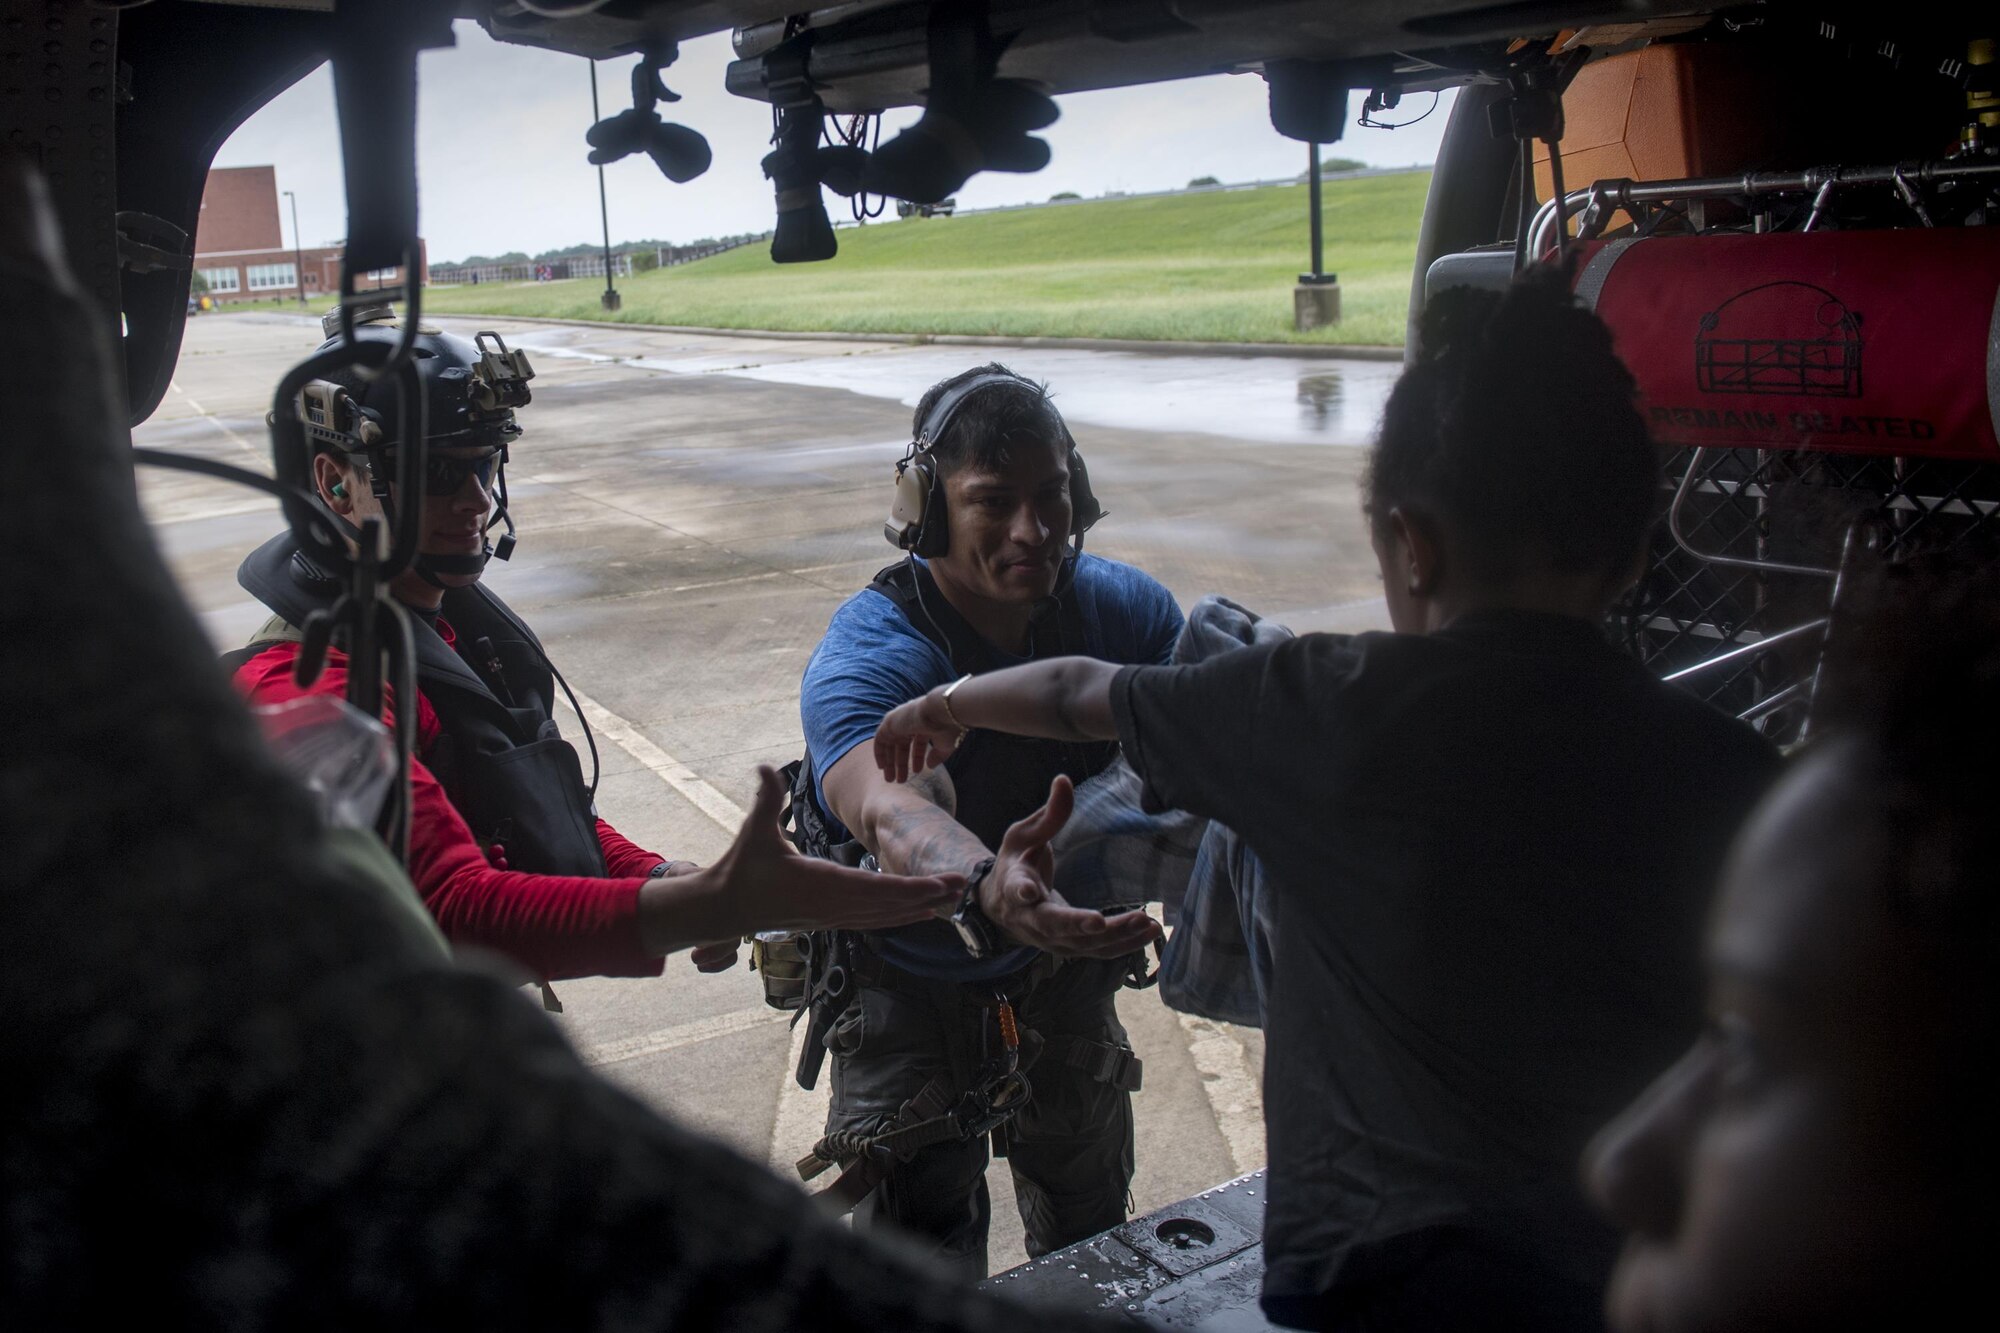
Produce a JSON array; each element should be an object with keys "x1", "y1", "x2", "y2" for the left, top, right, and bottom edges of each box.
[{"x1": 1533, "y1": 44, "x2": 1789, "y2": 212}]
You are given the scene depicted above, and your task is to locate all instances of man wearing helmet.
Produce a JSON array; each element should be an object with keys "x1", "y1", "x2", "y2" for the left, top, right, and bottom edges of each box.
[
  {"x1": 789, "y1": 364, "x2": 1173, "y2": 1275},
  {"x1": 230, "y1": 311, "x2": 960, "y2": 985}
]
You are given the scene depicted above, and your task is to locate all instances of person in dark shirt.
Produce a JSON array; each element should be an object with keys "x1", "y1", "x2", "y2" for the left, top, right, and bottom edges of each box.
[
  {"x1": 1585, "y1": 562, "x2": 1995, "y2": 1333},
  {"x1": 869, "y1": 269, "x2": 1783, "y2": 1330}
]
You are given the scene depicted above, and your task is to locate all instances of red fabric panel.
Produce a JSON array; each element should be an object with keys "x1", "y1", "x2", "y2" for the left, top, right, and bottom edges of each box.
[{"x1": 1580, "y1": 228, "x2": 2000, "y2": 459}]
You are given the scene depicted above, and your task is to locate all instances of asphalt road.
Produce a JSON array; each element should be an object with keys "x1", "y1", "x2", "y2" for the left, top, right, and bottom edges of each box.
[{"x1": 135, "y1": 309, "x2": 1394, "y2": 1274}]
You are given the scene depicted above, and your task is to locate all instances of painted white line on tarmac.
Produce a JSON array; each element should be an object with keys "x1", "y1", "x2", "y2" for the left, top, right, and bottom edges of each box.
[
  {"x1": 576, "y1": 1005, "x2": 777, "y2": 1068},
  {"x1": 1174, "y1": 1012, "x2": 1266, "y2": 1176},
  {"x1": 564, "y1": 683, "x2": 747, "y2": 834},
  {"x1": 770, "y1": 1014, "x2": 833, "y2": 1175},
  {"x1": 166, "y1": 379, "x2": 270, "y2": 464}
]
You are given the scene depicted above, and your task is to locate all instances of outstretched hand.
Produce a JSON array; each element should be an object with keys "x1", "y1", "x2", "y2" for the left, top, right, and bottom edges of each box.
[
  {"x1": 873, "y1": 688, "x2": 966, "y2": 784},
  {"x1": 692, "y1": 766, "x2": 963, "y2": 939},
  {"x1": 984, "y1": 775, "x2": 1161, "y2": 960}
]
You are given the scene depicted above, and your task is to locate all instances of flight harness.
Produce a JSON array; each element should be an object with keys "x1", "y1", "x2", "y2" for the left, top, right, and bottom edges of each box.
[{"x1": 768, "y1": 559, "x2": 1151, "y2": 1213}]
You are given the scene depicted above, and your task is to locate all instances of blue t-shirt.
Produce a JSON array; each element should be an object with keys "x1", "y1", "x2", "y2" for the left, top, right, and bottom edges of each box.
[{"x1": 801, "y1": 553, "x2": 1184, "y2": 980}]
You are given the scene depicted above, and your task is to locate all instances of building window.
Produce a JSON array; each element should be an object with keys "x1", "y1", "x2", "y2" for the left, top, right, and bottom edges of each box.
[
  {"x1": 246, "y1": 262, "x2": 298, "y2": 292},
  {"x1": 198, "y1": 266, "x2": 240, "y2": 293}
]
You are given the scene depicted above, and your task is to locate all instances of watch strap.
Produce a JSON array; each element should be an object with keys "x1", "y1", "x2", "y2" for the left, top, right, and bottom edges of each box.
[{"x1": 952, "y1": 856, "x2": 1002, "y2": 959}]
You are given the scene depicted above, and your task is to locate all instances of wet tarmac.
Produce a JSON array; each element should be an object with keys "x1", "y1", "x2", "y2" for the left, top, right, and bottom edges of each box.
[
  {"x1": 504, "y1": 323, "x2": 1402, "y2": 448},
  {"x1": 135, "y1": 309, "x2": 1395, "y2": 1273}
]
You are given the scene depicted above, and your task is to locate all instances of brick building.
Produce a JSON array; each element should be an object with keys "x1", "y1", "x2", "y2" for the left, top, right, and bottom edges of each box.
[{"x1": 192, "y1": 165, "x2": 423, "y2": 303}]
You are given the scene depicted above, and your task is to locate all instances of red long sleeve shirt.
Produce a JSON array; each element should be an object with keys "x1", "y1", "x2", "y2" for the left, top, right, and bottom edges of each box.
[{"x1": 234, "y1": 626, "x2": 666, "y2": 981}]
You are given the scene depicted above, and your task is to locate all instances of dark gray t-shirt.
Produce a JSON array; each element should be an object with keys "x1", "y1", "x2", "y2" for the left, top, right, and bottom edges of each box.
[{"x1": 1112, "y1": 611, "x2": 1781, "y2": 1326}]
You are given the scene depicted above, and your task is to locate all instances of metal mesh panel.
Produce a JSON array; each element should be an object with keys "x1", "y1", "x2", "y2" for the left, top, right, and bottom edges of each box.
[{"x1": 1610, "y1": 448, "x2": 2000, "y2": 742}]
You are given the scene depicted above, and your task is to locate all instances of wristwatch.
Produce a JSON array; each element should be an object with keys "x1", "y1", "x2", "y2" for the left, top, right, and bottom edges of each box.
[{"x1": 951, "y1": 856, "x2": 1004, "y2": 959}]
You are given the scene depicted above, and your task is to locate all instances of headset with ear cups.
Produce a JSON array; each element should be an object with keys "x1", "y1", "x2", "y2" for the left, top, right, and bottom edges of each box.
[{"x1": 884, "y1": 370, "x2": 1103, "y2": 559}]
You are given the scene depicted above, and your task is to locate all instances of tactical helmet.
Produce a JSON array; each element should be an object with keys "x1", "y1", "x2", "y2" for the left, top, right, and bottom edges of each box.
[{"x1": 298, "y1": 306, "x2": 536, "y2": 581}]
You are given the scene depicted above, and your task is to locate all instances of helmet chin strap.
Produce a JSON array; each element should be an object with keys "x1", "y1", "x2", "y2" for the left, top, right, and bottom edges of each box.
[
  {"x1": 411, "y1": 547, "x2": 491, "y2": 590},
  {"x1": 407, "y1": 465, "x2": 520, "y2": 591}
]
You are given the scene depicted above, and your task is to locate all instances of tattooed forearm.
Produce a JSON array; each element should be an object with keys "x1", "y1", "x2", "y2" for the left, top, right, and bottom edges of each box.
[
  {"x1": 874, "y1": 798, "x2": 990, "y2": 878},
  {"x1": 907, "y1": 765, "x2": 956, "y2": 817},
  {"x1": 822, "y1": 740, "x2": 986, "y2": 878}
]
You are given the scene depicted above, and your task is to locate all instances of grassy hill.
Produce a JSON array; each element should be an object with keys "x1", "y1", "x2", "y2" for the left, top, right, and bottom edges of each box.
[{"x1": 372, "y1": 172, "x2": 1430, "y2": 347}]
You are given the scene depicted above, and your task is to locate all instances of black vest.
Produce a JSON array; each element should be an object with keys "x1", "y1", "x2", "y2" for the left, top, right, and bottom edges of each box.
[
  {"x1": 234, "y1": 533, "x2": 607, "y2": 878},
  {"x1": 782, "y1": 561, "x2": 1120, "y2": 972},
  {"x1": 870, "y1": 560, "x2": 1119, "y2": 850}
]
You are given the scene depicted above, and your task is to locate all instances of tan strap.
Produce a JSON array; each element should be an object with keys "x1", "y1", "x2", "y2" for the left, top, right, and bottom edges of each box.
[{"x1": 244, "y1": 613, "x2": 306, "y2": 652}]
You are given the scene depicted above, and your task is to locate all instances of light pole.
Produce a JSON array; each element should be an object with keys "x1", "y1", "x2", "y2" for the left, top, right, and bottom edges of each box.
[
  {"x1": 1293, "y1": 142, "x2": 1341, "y2": 331},
  {"x1": 282, "y1": 189, "x2": 307, "y2": 305},
  {"x1": 1307, "y1": 143, "x2": 1324, "y2": 279},
  {"x1": 588, "y1": 60, "x2": 621, "y2": 311}
]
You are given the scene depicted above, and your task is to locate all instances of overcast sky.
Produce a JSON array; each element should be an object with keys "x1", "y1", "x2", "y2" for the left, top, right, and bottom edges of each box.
[{"x1": 215, "y1": 19, "x2": 1455, "y2": 264}]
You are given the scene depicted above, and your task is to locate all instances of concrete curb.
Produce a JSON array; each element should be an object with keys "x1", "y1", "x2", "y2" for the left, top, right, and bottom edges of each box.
[{"x1": 440, "y1": 313, "x2": 1408, "y2": 362}]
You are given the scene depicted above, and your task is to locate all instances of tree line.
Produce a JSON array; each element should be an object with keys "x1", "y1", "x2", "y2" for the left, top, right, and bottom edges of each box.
[{"x1": 442, "y1": 233, "x2": 768, "y2": 269}]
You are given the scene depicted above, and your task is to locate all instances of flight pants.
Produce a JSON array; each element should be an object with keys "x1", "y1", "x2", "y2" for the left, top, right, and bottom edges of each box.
[{"x1": 824, "y1": 951, "x2": 1139, "y2": 1277}]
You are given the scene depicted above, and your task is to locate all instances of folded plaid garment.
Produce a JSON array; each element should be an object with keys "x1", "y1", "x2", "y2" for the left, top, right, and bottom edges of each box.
[{"x1": 1050, "y1": 595, "x2": 1286, "y2": 1027}]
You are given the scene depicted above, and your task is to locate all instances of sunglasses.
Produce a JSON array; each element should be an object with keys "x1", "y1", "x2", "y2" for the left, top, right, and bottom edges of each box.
[{"x1": 372, "y1": 447, "x2": 505, "y2": 497}]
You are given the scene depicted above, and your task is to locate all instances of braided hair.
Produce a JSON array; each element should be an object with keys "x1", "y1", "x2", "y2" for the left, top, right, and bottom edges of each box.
[{"x1": 1364, "y1": 265, "x2": 1657, "y2": 589}]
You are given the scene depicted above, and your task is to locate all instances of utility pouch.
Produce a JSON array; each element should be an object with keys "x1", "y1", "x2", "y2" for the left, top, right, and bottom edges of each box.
[
  {"x1": 750, "y1": 930, "x2": 813, "y2": 1012},
  {"x1": 440, "y1": 733, "x2": 607, "y2": 878}
]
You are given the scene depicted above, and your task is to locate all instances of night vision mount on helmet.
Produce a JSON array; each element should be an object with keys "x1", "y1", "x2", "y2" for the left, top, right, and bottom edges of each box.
[{"x1": 296, "y1": 306, "x2": 536, "y2": 587}]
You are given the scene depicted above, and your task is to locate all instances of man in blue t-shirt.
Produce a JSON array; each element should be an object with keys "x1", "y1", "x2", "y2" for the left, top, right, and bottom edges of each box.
[{"x1": 797, "y1": 364, "x2": 1176, "y2": 1275}]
